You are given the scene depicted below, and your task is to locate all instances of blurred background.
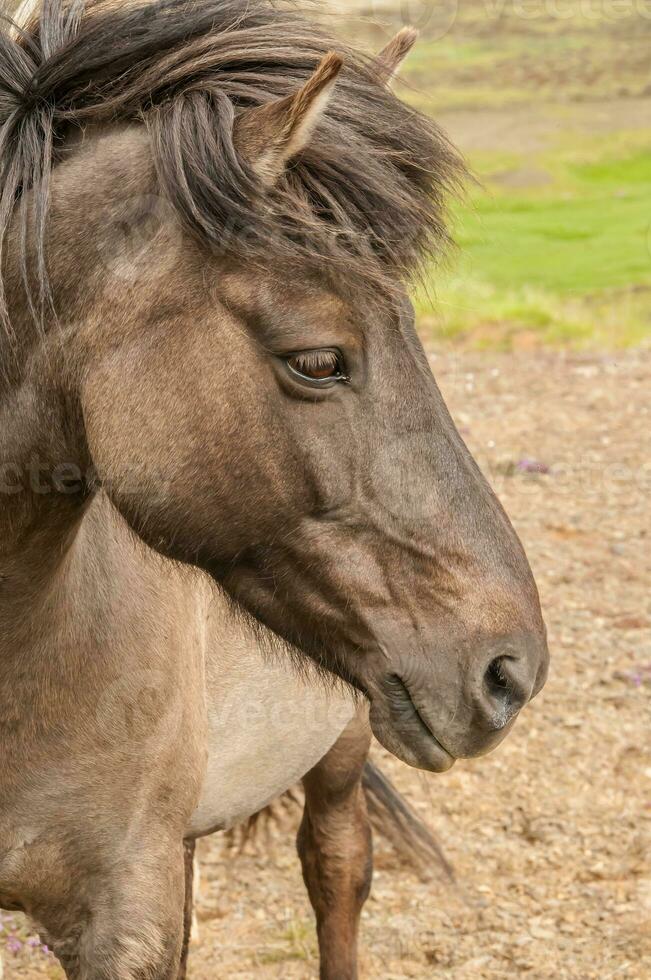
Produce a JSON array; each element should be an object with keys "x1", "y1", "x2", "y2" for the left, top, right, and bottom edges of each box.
[
  {"x1": 1, "y1": 2, "x2": 649, "y2": 980},
  {"x1": 330, "y1": 0, "x2": 651, "y2": 351}
]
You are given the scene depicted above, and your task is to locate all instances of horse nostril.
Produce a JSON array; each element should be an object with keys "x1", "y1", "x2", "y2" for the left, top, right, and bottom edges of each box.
[
  {"x1": 482, "y1": 656, "x2": 529, "y2": 729},
  {"x1": 485, "y1": 656, "x2": 510, "y2": 697}
]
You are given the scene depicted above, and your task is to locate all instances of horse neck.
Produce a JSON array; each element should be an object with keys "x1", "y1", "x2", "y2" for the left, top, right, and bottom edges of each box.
[
  {"x1": 0, "y1": 329, "x2": 89, "y2": 635},
  {"x1": 0, "y1": 122, "x2": 155, "y2": 634}
]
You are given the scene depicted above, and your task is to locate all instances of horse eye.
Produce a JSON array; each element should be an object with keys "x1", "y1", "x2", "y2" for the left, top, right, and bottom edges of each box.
[{"x1": 285, "y1": 349, "x2": 349, "y2": 385}]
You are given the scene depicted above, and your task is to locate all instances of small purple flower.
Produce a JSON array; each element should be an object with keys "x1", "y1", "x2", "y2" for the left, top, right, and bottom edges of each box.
[
  {"x1": 7, "y1": 935, "x2": 23, "y2": 954},
  {"x1": 516, "y1": 457, "x2": 551, "y2": 475},
  {"x1": 614, "y1": 665, "x2": 651, "y2": 686}
]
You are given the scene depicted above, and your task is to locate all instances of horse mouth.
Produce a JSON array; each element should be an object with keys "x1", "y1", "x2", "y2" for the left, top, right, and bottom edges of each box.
[{"x1": 369, "y1": 674, "x2": 456, "y2": 773}]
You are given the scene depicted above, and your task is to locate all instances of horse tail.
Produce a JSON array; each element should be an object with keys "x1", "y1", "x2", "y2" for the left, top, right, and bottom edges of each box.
[{"x1": 362, "y1": 761, "x2": 454, "y2": 882}]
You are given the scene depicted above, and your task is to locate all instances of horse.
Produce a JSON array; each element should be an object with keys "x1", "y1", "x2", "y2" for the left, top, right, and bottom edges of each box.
[{"x1": 0, "y1": 2, "x2": 549, "y2": 977}]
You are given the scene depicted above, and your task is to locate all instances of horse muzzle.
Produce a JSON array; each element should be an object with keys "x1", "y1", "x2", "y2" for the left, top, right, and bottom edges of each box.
[{"x1": 366, "y1": 632, "x2": 549, "y2": 773}]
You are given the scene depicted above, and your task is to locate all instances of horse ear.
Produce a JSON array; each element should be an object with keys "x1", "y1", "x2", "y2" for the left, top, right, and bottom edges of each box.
[
  {"x1": 234, "y1": 52, "x2": 343, "y2": 187},
  {"x1": 375, "y1": 27, "x2": 418, "y2": 85}
]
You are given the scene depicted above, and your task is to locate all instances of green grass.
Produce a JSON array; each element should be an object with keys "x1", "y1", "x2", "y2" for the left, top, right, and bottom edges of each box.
[
  {"x1": 418, "y1": 280, "x2": 651, "y2": 350},
  {"x1": 455, "y1": 153, "x2": 651, "y2": 294},
  {"x1": 341, "y1": 0, "x2": 651, "y2": 348},
  {"x1": 257, "y1": 917, "x2": 317, "y2": 965},
  {"x1": 414, "y1": 143, "x2": 651, "y2": 350}
]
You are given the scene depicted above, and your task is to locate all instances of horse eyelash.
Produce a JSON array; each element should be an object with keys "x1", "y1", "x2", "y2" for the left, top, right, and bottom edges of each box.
[{"x1": 290, "y1": 350, "x2": 339, "y2": 374}]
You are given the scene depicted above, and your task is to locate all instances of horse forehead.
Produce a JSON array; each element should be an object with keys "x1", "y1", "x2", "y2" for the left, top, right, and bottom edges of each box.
[{"x1": 209, "y1": 267, "x2": 363, "y2": 339}]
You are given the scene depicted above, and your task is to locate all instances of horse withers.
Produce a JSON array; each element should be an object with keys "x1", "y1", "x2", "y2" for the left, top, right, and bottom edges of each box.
[{"x1": 0, "y1": 1, "x2": 548, "y2": 976}]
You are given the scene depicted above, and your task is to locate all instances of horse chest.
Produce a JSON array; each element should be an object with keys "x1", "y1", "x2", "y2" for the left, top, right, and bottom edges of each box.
[{"x1": 188, "y1": 652, "x2": 356, "y2": 836}]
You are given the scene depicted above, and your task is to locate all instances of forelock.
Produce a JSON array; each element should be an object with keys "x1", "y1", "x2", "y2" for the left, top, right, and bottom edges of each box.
[{"x1": 0, "y1": 0, "x2": 467, "y2": 327}]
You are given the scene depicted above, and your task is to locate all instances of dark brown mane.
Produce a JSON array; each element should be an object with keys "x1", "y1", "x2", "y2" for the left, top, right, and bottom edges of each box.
[{"x1": 0, "y1": 0, "x2": 465, "y2": 324}]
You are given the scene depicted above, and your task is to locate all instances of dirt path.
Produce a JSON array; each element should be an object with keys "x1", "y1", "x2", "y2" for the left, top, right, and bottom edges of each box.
[{"x1": 3, "y1": 348, "x2": 650, "y2": 979}]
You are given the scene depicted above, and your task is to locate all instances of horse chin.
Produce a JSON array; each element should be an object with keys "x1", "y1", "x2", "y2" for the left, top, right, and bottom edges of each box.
[{"x1": 368, "y1": 696, "x2": 456, "y2": 774}]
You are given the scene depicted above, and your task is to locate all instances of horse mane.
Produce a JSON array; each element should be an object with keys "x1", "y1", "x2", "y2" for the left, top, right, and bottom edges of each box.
[{"x1": 0, "y1": 0, "x2": 465, "y2": 325}]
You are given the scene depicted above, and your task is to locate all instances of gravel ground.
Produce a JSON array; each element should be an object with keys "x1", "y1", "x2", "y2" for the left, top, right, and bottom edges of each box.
[{"x1": 3, "y1": 348, "x2": 650, "y2": 979}]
